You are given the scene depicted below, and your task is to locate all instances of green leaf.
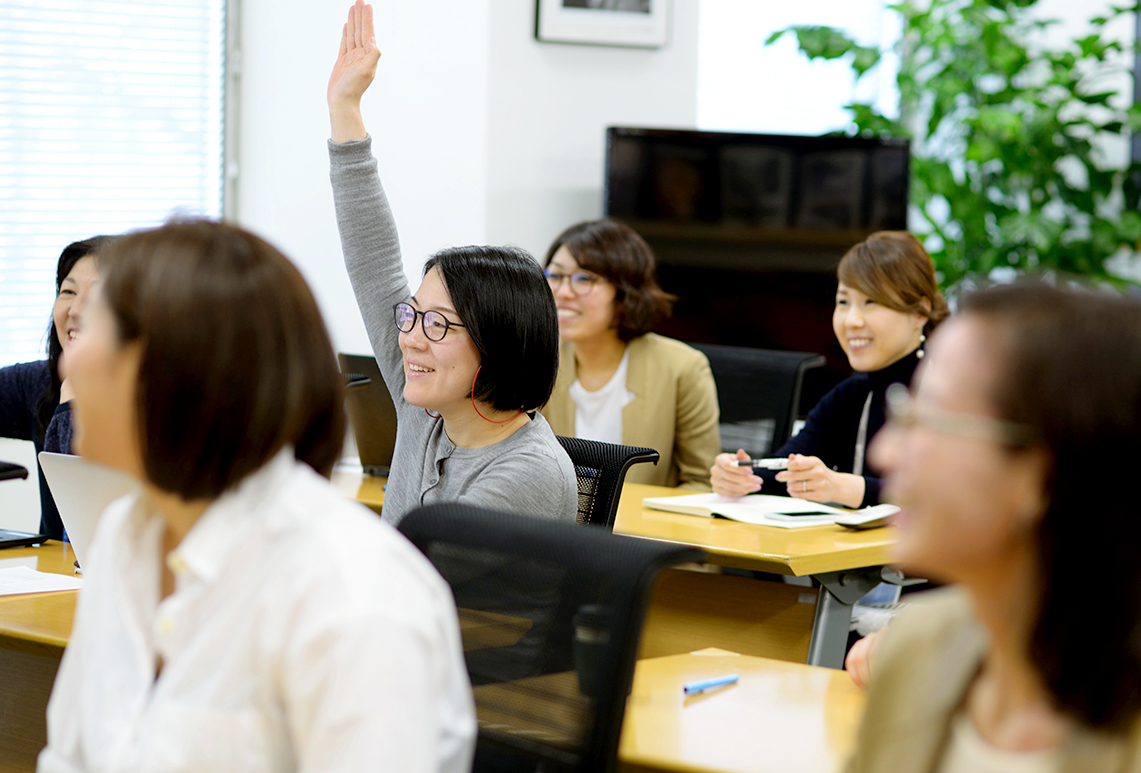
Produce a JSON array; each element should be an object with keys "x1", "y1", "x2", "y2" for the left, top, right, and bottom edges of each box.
[
  {"x1": 1077, "y1": 91, "x2": 1116, "y2": 105},
  {"x1": 789, "y1": 25, "x2": 861, "y2": 60},
  {"x1": 772, "y1": 0, "x2": 1141, "y2": 289},
  {"x1": 764, "y1": 30, "x2": 787, "y2": 46}
]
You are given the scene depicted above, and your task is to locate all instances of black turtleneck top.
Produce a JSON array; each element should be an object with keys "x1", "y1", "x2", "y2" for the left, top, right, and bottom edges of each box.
[{"x1": 758, "y1": 349, "x2": 921, "y2": 507}]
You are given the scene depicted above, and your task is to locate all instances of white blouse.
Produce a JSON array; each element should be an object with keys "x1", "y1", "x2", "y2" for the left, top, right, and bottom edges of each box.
[
  {"x1": 939, "y1": 711, "x2": 1060, "y2": 773},
  {"x1": 568, "y1": 348, "x2": 635, "y2": 446},
  {"x1": 39, "y1": 449, "x2": 475, "y2": 773}
]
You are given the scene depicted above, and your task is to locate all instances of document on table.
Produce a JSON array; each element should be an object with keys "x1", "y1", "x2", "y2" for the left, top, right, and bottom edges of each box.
[
  {"x1": 0, "y1": 566, "x2": 83, "y2": 596},
  {"x1": 642, "y1": 493, "x2": 898, "y2": 529}
]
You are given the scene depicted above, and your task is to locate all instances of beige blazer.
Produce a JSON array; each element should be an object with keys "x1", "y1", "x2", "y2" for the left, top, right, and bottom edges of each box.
[
  {"x1": 847, "y1": 587, "x2": 1141, "y2": 773},
  {"x1": 540, "y1": 333, "x2": 720, "y2": 490}
]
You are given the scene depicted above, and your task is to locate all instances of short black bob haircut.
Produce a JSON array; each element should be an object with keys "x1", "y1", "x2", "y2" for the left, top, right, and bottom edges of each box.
[
  {"x1": 98, "y1": 220, "x2": 345, "y2": 500},
  {"x1": 960, "y1": 282, "x2": 1141, "y2": 730},
  {"x1": 423, "y1": 245, "x2": 559, "y2": 413}
]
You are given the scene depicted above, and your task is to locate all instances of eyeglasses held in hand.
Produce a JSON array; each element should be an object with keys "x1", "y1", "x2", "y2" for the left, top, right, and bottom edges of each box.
[
  {"x1": 393, "y1": 302, "x2": 465, "y2": 342},
  {"x1": 884, "y1": 383, "x2": 1037, "y2": 446},
  {"x1": 543, "y1": 269, "x2": 602, "y2": 296}
]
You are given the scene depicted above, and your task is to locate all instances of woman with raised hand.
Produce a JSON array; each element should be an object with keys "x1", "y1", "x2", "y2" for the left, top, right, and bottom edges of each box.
[
  {"x1": 540, "y1": 218, "x2": 721, "y2": 490},
  {"x1": 38, "y1": 220, "x2": 475, "y2": 773},
  {"x1": 711, "y1": 232, "x2": 948, "y2": 508},
  {"x1": 327, "y1": 0, "x2": 577, "y2": 526},
  {"x1": 0, "y1": 235, "x2": 113, "y2": 539},
  {"x1": 846, "y1": 283, "x2": 1141, "y2": 771}
]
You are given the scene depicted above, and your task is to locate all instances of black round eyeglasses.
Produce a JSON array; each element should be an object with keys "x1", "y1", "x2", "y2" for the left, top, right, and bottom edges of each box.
[{"x1": 393, "y1": 302, "x2": 466, "y2": 342}]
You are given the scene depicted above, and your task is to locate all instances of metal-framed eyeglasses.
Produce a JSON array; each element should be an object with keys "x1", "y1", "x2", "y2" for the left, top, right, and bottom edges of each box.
[
  {"x1": 393, "y1": 302, "x2": 466, "y2": 342},
  {"x1": 543, "y1": 268, "x2": 603, "y2": 296},
  {"x1": 884, "y1": 383, "x2": 1037, "y2": 446}
]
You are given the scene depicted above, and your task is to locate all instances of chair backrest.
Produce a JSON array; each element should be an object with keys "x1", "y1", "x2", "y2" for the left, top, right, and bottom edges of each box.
[
  {"x1": 689, "y1": 343, "x2": 825, "y2": 457},
  {"x1": 398, "y1": 503, "x2": 704, "y2": 773},
  {"x1": 555, "y1": 437, "x2": 659, "y2": 529}
]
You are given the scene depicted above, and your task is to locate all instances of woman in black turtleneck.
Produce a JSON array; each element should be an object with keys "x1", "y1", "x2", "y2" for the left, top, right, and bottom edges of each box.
[{"x1": 712, "y1": 232, "x2": 949, "y2": 509}]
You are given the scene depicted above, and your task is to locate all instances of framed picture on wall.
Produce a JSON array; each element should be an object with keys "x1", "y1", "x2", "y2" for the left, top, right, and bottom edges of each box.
[{"x1": 535, "y1": 0, "x2": 670, "y2": 49}]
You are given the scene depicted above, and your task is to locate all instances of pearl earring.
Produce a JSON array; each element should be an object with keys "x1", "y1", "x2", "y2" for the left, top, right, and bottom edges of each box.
[{"x1": 917, "y1": 333, "x2": 927, "y2": 359}]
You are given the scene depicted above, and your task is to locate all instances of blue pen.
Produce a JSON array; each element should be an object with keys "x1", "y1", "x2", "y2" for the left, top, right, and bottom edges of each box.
[{"x1": 682, "y1": 673, "x2": 739, "y2": 696}]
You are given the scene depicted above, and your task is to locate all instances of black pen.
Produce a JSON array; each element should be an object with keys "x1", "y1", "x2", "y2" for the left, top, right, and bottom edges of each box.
[{"x1": 730, "y1": 458, "x2": 789, "y2": 471}]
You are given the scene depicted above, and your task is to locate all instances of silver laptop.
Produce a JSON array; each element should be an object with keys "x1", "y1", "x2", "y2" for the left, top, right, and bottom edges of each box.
[{"x1": 38, "y1": 452, "x2": 138, "y2": 571}]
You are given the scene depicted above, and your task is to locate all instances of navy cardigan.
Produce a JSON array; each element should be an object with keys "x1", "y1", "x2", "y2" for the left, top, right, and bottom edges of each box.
[
  {"x1": 759, "y1": 350, "x2": 921, "y2": 507},
  {"x1": 0, "y1": 360, "x2": 73, "y2": 539}
]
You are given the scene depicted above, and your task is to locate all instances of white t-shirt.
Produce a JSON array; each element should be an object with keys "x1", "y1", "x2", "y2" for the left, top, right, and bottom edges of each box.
[
  {"x1": 939, "y1": 711, "x2": 1060, "y2": 773},
  {"x1": 568, "y1": 348, "x2": 636, "y2": 445},
  {"x1": 39, "y1": 449, "x2": 476, "y2": 773}
]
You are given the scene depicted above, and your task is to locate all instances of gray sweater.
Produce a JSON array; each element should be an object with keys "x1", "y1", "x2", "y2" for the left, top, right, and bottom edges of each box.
[{"x1": 329, "y1": 137, "x2": 578, "y2": 527}]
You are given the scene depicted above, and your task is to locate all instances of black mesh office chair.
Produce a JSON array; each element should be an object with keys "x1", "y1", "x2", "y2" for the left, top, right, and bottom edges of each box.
[
  {"x1": 398, "y1": 502, "x2": 704, "y2": 773},
  {"x1": 554, "y1": 437, "x2": 659, "y2": 529},
  {"x1": 689, "y1": 343, "x2": 825, "y2": 456}
]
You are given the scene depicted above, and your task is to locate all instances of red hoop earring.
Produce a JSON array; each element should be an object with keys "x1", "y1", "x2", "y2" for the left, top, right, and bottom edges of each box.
[
  {"x1": 424, "y1": 408, "x2": 442, "y2": 419},
  {"x1": 471, "y1": 366, "x2": 525, "y2": 424}
]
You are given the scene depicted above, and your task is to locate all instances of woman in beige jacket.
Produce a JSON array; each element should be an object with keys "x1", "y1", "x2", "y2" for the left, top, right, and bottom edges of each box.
[
  {"x1": 539, "y1": 219, "x2": 720, "y2": 489},
  {"x1": 848, "y1": 283, "x2": 1141, "y2": 772}
]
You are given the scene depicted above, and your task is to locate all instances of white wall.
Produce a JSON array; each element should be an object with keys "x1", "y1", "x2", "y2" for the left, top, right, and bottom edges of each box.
[
  {"x1": 697, "y1": 0, "x2": 898, "y2": 136},
  {"x1": 0, "y1": 438, "x2": 41, "y2": 534},
  {"x1": 237, "y1": 0, "x2": 491, "y2": 358},
  {"x1": 485, "y1": 0, "x2": 700, "y2": 260},
  {"x1": 236, "y1": 0, "x2": 698, "y2": 358}
]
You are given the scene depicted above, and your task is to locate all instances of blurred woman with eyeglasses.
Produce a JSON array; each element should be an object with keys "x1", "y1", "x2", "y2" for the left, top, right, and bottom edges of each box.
[
  {"x1": 326, "y1": 1, "x2": 576, "y2": 526},
  {"x1": 539, "y1": 219, "x2": 721, "y2": 490},
  {"x1": 845, "y1": 283, "x2": 1141, "y2": 771}
]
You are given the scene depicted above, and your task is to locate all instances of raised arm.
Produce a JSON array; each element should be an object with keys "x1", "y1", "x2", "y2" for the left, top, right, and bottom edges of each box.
[
  {"x1": 327, "y1": 1, "x2": 410, "y2": 403},
  {"x1": 327, "y1": 0, "x2": 379, "y2": 143}
]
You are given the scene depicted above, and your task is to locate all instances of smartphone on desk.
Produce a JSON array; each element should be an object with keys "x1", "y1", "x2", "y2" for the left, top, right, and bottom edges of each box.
[{"x1": 0, "y1": 530, "x2": 48, "y2": 549}]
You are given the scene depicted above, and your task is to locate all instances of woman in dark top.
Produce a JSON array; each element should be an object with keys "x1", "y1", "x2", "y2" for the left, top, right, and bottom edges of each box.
[
  {"x1": 711, "y1": 232, "x2": 948, "y2": 508},
  {"x1": 0, "y1": 236, "x2": 113, "y2": 538}
]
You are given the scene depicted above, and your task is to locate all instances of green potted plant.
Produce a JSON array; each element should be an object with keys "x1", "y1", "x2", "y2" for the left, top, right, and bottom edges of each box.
[{"x1": 768, "y1": 0, "x2": 1141, "y2": 290}]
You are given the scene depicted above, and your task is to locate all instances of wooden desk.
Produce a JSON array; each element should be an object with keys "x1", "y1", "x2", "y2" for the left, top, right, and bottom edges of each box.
[
  {"x1": 620, "y1": 650, "x2": 865, "y2": 773},
  {"x1": 615, "y1": 484, "x2": 897, "y2": 669},
  {"x1": 614, "y1": 484, "x2": 894, "y2": 576},
  {"x1": 0, "y1": 546, "x2": 868, "y2": 773},
  {"x1": 0, "y1": 542, "x2": 78, "y2": 772},
  {"x1": 331, "y1": 473, "x2": 897, "y2": 668},
  {"x1": 330, "y1": 469, "x2": 385, "y2": 513}
]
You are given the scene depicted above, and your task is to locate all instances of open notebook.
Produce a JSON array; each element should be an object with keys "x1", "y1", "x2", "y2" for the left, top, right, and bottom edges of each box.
[{"x1": 642, "y1": 493, "x2": 898, "y2": 530}]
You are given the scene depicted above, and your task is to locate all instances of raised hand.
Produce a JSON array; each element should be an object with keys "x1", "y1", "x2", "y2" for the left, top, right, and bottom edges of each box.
[{"x1": 328, "y1": 0, "x2": 381, "y2": 143}]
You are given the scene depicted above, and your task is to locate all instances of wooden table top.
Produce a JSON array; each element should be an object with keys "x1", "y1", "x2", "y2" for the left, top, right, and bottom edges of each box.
[
  {"x1": 0, "y1": 546, "x2": 867, "y2": 773},
  {"x1": 613, "y1": 484, "x2": 896, "y2": 577},
  {"x1": 0, "y1": 541, "x2": 79, "y2": 648},
  {"x1": 620, "y1": 650, "x2": 865, "y2": 773},
  {"x1": 329, "y1": 472, "x2": 895, "y2": 577},
  {"x1": 330, "y1": 470, "x2": 386, "y2": 512}
]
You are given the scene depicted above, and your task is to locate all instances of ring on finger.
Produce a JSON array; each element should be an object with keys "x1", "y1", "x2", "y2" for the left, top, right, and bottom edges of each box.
[{"x1": 802, "y1": 481, "x2": 808, "y2": 493}]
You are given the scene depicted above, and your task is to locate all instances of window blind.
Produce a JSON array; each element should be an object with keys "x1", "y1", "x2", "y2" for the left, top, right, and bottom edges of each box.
[{"x1": 0, "y1": 0, "x2": 226, "y2": 367}]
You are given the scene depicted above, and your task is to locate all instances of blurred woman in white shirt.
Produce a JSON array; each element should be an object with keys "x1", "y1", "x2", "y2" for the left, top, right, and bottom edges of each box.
[{"x1": 38, "y1": 220, "x2": 475, "y2": 773}]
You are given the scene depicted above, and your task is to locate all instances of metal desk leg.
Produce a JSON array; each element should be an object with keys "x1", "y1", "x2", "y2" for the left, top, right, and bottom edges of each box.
[{"x1": 805, "y1": 568, "x2": 884, "y2": 668}]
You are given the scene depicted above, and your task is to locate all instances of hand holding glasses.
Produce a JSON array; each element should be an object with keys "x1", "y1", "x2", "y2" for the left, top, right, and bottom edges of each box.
[{"x1": 392, "y1": 302, "x2": 465, "y2": 342}]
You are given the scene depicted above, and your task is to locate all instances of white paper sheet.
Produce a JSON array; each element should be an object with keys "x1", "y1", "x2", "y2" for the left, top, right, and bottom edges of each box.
[{"x1": 0, "y1": 565, "x2": 83, "y2": 596}]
